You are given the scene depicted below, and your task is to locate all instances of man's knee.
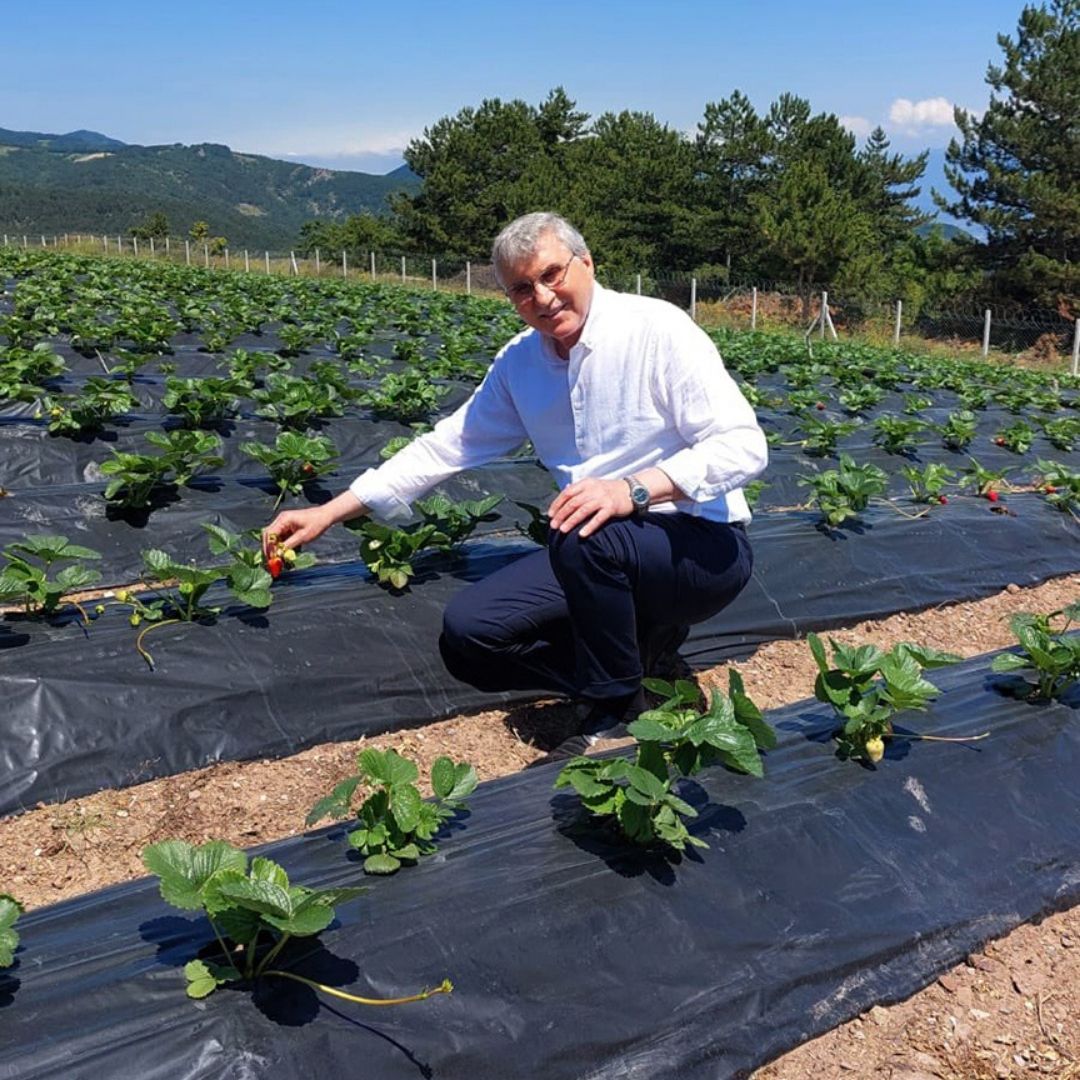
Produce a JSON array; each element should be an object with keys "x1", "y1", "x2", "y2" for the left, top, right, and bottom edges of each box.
[{"x1": 547, "y1": 522, "x2": 624, "y2": 575}]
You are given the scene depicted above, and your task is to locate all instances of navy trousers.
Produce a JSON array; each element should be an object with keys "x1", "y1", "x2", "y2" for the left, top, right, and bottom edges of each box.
[{"x1": 439, "y1": 513, "x2": 753, "y2": 704}]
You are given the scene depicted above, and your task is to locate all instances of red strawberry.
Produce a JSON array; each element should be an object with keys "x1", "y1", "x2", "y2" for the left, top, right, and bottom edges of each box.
[
  {"x1": 987, "y1": 490, "x2": 999, "y2": 502},
  {"x1": 302, "y1": 462, "x2": 315, "y2": 475},
  {"x1": 267, "y1": 556, "x2": 284, "y2": 579},
  {"x1": 815, "y1": 401, "x2": 825, "y2": 410},
  {"x1": 938, "y1": 495, "x2": 948, "y2": 505},
  {"x1": 994, "y1": 437, "x2": 1006, "y2": 446},
  {"x1": 1044, "y1": 485, "x2": 1057, "y2": 494}
]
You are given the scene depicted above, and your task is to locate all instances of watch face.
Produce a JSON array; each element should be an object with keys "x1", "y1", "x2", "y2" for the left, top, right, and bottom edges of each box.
[{"x1": 631, "y1": 483, "x2": 650, "y2": 510}]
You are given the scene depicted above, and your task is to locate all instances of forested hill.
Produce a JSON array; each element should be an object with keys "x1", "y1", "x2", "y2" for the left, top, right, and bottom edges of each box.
[{"x1": 0, "y1": 128, "x2": 420, "y2": 249}]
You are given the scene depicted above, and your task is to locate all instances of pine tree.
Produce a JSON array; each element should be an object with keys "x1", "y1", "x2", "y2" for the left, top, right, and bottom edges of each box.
[{"x1": 937, "y1": 0, "x2": 1079, "y2": 313}]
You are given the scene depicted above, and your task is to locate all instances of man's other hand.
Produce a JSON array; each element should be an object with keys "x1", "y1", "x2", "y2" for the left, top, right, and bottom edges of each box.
[{"x1": 548, "y1": 478, "x2": 635, "y2": 538}]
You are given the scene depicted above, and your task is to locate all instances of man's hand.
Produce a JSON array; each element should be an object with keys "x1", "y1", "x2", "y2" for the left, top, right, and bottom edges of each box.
[
  {"x1": 261, "y1": 505, "x2": 336, "y2": 559},
  {"x1": 548, "y1": 478, "x2": 635, "y2": 538}
]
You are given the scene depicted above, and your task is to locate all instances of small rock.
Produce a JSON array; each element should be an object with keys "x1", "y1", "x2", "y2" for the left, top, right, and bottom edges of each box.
[
  {"x1": 1006, "y1": 582, "x2": 1020, "y2": 594},
  {"x1": 969, "y1": 1008, "x2": 991, "y2": 1021},
  {"x1": 938, "y1": 973, "x2": 962, "y2": 993},
  {"x1": 1012, "y1": 968, "x2": 1049, "y2": 997},
  {"x1": 1061, "y1": 934, "x2": 1074, "y2": 949},
  {"x1": 868, "y1": 1005, "x2": 889, "y2": 1026},
  {"x1": 970, "y1": 954, "x2": 1003, "y2": 974},
  {"x1": 115, "y1": 809, "x2": 128, "y2": 818},
  {"x1": 187, "y1": 790, "x2": 201, "y2": 800}
]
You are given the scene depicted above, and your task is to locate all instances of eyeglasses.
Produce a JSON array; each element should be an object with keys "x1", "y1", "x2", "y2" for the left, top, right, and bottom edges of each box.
[{"x1": 504, "y1": 254, "x2": 578, "y2": 306}]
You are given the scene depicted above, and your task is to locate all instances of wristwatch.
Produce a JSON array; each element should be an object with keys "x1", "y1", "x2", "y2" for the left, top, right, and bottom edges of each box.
[{"x1": 624, "y1": 475, "x2": 650, "y2": 514}]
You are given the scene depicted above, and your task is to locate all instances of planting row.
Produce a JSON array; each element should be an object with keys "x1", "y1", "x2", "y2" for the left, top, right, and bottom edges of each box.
[{"x1": 2, "y1": 640, "x2": 1078, "y2": 1079}]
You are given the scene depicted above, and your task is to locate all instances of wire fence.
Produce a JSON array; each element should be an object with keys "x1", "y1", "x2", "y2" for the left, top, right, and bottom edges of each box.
[{"x1": 5, "y1": 230, "x2": 1079, "y2": 372}]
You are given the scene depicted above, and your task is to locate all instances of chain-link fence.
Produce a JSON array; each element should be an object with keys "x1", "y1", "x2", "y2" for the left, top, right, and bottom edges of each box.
[{"x1": 5, "y1": 231, "x2": 1078, "y2": 371}]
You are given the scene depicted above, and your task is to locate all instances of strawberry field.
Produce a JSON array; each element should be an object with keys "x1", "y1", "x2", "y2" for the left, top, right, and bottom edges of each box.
[{"x1": 1, "y1": 249, "x2": 1079, "y2": 1078}]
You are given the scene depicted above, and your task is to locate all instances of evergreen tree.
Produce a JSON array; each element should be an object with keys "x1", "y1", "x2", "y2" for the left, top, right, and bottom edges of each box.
[{"x1": 937, "y1": 0, "x2": 1079, "y2": 313}]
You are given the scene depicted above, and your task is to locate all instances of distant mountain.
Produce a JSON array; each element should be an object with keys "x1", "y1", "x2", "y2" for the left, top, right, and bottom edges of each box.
[
  {"x1": 0, "y1": 128, "x2": 421, "y2": 249},
  {"x1": 908, "y1": 147, "x2": 979, "y2": 239},
  {"x1": 0, "y1": 127, "x2": 128, "y2": 153}
]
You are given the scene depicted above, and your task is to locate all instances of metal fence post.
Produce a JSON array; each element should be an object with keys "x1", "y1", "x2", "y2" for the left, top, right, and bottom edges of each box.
[
  {"x1": 185, "y1": 239, "x2": 190, "y2": 265},
  {"x1": 466, "y1": 261, "x2": 471, "y2": 294},
  {"x1": 149, "y1": 237, "x2": 154, "y2": 256},
  {"x1": 690, "y1": 278, "x2": 697, "y2": 322},
  {"x1": 315, "y1": 248, "x2": 320, "y2": 275},
  {"x1": 165, "y1": 236, "x2": 170, "y2": 255},
  {"x1": 290, "y1": 251, "x2": 298, "y2": 275},
  {"x1": 821, "y1": 291, "x2": 828, "y2": 340},
  {"x1": 371, "y1": 251, "x2": 376, "y2": 280},
  {"x1": 401, "y1": 256, "x2": 406, "y2": 284},
  {"x1": 751, "y1": 287, "x2": 758, "y2": 330},
  {"x1": 636, "y1": 273, "x2": 642, "y2": 295},
  {"x1": 204, "y1": 244, "x2": 209, "y2": 268},
  {"x1": 343, "y1": 250, "x2": 348, "y2": 279},
  {"x1": 244, "y1": 250, "x2": 250, "y2": 272},
  {"x1": 265, "y1": 251, "x2": 270, "y2": 274},
  {"x1": 224, "y1": 249, "x2": 230, "y2": 269},
  {"x1": 432, "y1": 258, "x2": 437, "y2": 291},
  {"x1": 894, "y1": 300, "x2": 902, "y2": 346},
  {"x1": 133, "y1": 236, "x2": 139, "y2": 256},
  {"x1": 982, "y1": 309, "x2": 992, "y2": 358},
  {"x1": 1072, "y1": 318, "x2": 1080, "y2": 377}
]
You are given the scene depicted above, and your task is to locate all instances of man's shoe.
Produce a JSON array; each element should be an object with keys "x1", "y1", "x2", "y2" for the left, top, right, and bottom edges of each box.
[{"x1": 530, "y1": 688, "x2": 644, "y2": 766}]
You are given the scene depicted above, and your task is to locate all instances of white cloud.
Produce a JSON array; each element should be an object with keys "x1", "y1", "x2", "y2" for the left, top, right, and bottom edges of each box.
[
  {"x1": 839, "y1": 115, "x2": 873, "y2": 138},
  {"x1": 888, "y1": 97, "x2": 956, "y2": 133}
]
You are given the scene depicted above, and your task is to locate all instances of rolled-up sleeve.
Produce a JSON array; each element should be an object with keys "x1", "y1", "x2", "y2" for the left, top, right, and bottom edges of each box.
[
  {"x1": 653, "y1": 321, "x2": 768, "y2": 502},
  {"x1": 349, "y1": 361, "x2": 529, "y2": 519}
]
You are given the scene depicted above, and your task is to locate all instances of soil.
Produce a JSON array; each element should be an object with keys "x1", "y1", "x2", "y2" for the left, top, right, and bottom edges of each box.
[{"x1": 3, "y1": 574, "x2": 1079, "y2": 1078}]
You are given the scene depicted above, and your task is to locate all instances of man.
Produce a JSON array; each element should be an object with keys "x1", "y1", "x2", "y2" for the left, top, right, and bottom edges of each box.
[{"x1": 263, "y1": 212, "x2": 767, "y2": 755}]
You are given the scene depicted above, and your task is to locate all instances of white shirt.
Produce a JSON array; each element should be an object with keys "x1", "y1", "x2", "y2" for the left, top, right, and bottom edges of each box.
[{"x1": 349, "y1": 283, "x2": 768, "y2": 523}]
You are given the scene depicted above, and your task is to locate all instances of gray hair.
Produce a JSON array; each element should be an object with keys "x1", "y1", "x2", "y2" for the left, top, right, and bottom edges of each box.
[{"x1": 491, "y1": 212, "x2": 589, "y2": 286}]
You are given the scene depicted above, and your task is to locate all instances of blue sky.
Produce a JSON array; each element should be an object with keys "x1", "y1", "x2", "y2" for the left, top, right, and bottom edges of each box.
[{"x1": 6, "y1": 0, "x2": 1022, "y2": 174}]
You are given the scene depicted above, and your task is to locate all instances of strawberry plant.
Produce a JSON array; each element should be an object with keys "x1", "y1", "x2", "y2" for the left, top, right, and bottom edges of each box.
[
  {"x1": 223, "y1": 348, "x2": 291, "y2": 388},
  {"x1": 379, "y1": 423, "x2": 432, "y2": 460},
  {"x1": 364, "y1": 371, "x2": 447, "y2": 423},
  {"x1": 807, "y1": 633, "x2": 961, "y2": 762},
  {"x1": 101, "y1": 430, "x2": 223, "y2": 509},
  {"x1": 117, "y1": 528, "x2": 279, "y2": 667},
  {"x1": 837, "y1": 385, "x2": 884, "y2": 414},
  {"x1": 0, "y1": 534, "x2": 102, "y2": 618},
  {"x1": 514, "y1": 501, "x2": 551, "y2": 546},
  {"x1": 991, "y1": 603, "x2": 1080, "y2": 700},
  {"x1": 873, "y1": 416, "x2": 928, "y2": 455},
  {"x1": 36, "y1": 378, "x2": 139, "y2": 435},
  {"x1": 938, "y1": 410, "x2": 978, "y2": 450},
  {"x1": 143, "y1": 840, "x2": 450, "y2": 1006},
  {"x1": 0, "y1": 894, "x2": 21, "y2": 968},
  {"x1": 1042, "y1": 417, "x2": 1080, "y2": 451},
  {"x1": 251, "y1": 372, "x2": 347, "y2": 428},
  {"x1": 1033, "y1": 460, "x2": 1080, "y2": 513},
  {"x1": 306, "y1": 749, "x2": 477, "y2": 874},
  {"x1": 554, "y1": 673, "x2": 773, "y2": 852},
  {"x1": 799, "y1": 454, "x2": 888, "y2": 527},
  {"x1": 163, "y1": 376, "x2": 241, "y2": 428},
  {"x1": 993, "y1": 420, "x2": 1037, "y2": 454},
  {"x1": 240, "y1": 431, "x2": 338, "y2": 509},
  {"x1": 960, "y1": 458, "x2": 1013, "y2": 498},
  {"x1": 902, "y1": 393, "x2": 933, "y2": 414},
  {"x1": 415, "y1": 494, "x2": 503, "y2": 548},
  {"x1": 900, "y1": 463, "x2": 956, "y2": 504},
  {"x1": 351, "y1": 520, "x2": 439, "y2": 591},
  {"x1": 794, "y1": 416, "x2": 857, "y2": 457}
]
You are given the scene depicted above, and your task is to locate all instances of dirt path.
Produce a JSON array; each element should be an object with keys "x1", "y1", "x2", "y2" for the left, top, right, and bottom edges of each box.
[{"x1": 3, "y1": 574, "x2": 1079, "y2": 1077}]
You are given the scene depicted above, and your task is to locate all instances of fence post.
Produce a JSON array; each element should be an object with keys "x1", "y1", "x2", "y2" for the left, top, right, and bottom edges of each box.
[
  {"x1": 265, "y1": 251, "x2": 270, "y2": 274},
  {"x1": 185, "y1": 239, "x2": 191, "y2": 265},
  {"x1": 315, "y1": 248, "x2": 320, "y2": 275},
  {"x1": 132, "y1": 236, "x2": 139, "y2": 256},
  {"x1": 751, "y1": 286, "x2": 758, "y2": 330},
  {"x1": 370, "y1": 251, "x2": 376, "y2": 280},
  {"x1": 1072, "y1": 318, "x2": 1080, "y2": 377},
  {"x1": 820, "y1": 291, "x2": 828, "y2": 339},
  {"x1": 41, "y1": 235, "x2": 46, "y2": 248},
  {"x1": 401, "y1": 256, "x2": 406, "y2": 284},
  {"x1": 690, "y1": 278, "x2": 697, "y2": 322},
  {"x1": 466, "y1": 261, "x2": 471, "y2": 294},
  {"x1": 22, "y1": 235, "x2": 27, "y2": 248},
  {"x1": 165, "y1": 236, "x2": 170, "y2": 255},
  {"x1": 149, "y1": 237, "x2": 154, "y2": 256},
  {"x1": 224, "y1": 248, "x2": 230, "y2": 269},
  {"x1": 894, "y1": 299, "x2": 902, "y2": 346},
  {"x1": 982, "y1": 309, "x2": 992, "y2": 358},
  {"x1": 636, "y1": 273, "x2": 642, "y2": 295},
  {"x1": 102, "y1": 235, "x2": 107, "y2": 252},
  {"x1": 204, "y1": 244, "x2": 209, "y2": 268},
  {"x1": 117, "y1": 235, "x2": 121, "y2": 252},
  {"x1": 244, "y1": 250, "x2": 250, "y2": 273},
  {"x1": 432, "y1": 258, "x2": 437, "y2": 291},
  {"x1": 290, "y1": 251, "x2": 298, "y2": 276},
  {"x1": 343, "y1": 250, "x2": 348, "y2": 279}
]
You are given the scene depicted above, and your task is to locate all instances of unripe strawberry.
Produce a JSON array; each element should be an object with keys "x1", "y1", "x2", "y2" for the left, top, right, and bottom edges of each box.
[
  {"x1": 282, "y1": 548, "x2": 297, "y2": 564},
  {"x1": 129, "y1": 613, "x2": 142, "y2": 627},
  {"x1": 865, "y1": 736, "x2": 885, "y2": 763},
  {"x1": 116, "y1": 589, "x2": 131, "y2": 603},
  {"x1": 94, "y1": 604, "x2": 105, "y2": 615}
]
